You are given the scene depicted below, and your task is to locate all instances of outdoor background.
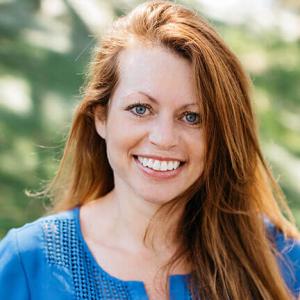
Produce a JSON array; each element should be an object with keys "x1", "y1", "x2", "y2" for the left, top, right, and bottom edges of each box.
[{"x1": 0, "y1": 0, "x2": 300, "y2": 238}]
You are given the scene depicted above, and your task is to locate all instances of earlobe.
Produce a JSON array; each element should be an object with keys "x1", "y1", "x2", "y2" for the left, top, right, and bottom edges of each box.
[
  {"x1": 95, "y1": 118, "x2": 106, "y2": 140},
  {"x1": 94, "y1": 106, "x2": 107, "y2": 139}
]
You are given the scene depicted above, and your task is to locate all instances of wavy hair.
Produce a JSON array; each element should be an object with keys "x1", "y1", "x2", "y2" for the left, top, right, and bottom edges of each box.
[{"x1": 42, "y1": 1, "x2": 300, "y2": 299}]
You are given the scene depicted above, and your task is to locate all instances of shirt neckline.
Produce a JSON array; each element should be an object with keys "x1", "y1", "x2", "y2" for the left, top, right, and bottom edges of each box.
[{"x1": 72, "y1": 206, "x2": 190, "y2": 285}]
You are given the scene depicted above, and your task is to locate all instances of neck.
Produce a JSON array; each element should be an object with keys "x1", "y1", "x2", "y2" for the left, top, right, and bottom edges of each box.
[{"x1": 92, "y1": 188, "x2": 184, "y2": 255}]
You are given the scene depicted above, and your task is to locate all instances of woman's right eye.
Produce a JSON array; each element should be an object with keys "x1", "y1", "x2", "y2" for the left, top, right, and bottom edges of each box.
[{"x1": 126, "y1": 103, "x2": 152, "y2": 117}]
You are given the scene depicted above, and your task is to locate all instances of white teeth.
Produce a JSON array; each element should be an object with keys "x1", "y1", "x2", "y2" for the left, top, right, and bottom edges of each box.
[
  {"x1": 173, "y1": 161, "x2": 180, "y2": 169},
  {"x1": 160, "y1": 161, "x2": 168, "y2": 171},
  {"x1": 142, "y1": 158, "x2": 148, "y2": 167},
  {"x1": 167, "y1": 161, "x2": 173, "y2": 170},
  {"x1": 152, "y1": 160, "x2": 161, "y2": 170},
  {"x1": 147, "y1": 159, "x2": 154, "y2": 168},
  {"x1": 137, "y1": 156, "x2": 181, "y2": 171},
  {"x1": 138, "y1": 156, "x2": 144, "y2": 165}
]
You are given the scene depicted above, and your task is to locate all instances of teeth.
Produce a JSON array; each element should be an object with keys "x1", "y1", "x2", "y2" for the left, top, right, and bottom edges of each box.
[
  {"x1": 153, "y1": 160, "x2": 161, "y2": 170},
  {"x1": 167, "y1": 161, "x2": 173, "y2": 170},
  {"x1": 172, "y1": 161, "x2": 180, "y2": 169},
  {"x1": 147, "y1": 159, "x2": 154, "y2": 168},
  {"x1": 141, "y1": 157, "x2": 148, "y2": 167},
  {"x1": 161, "y1": 161, "x2": 168, "y2": 171},
  {"x1": 137, "y1": 156, "x2": 181, "y2": 171}
]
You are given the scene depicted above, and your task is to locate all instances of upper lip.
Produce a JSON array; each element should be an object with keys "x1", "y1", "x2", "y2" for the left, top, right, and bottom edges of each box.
[{"x1": 134, "y1": 154, "x2": 185, "y2": 162}]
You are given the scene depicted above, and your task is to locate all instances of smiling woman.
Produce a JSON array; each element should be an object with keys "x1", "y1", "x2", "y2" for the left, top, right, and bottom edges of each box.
[
  {"x1": 1, "y1": 1, "x2": 300, "y2": 300},
  {"x1": 93, "y1": 44, "x2": 205, "y2": 205}
]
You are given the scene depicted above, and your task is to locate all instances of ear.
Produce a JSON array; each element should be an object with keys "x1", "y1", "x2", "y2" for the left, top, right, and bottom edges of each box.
[{"x1": 94, "y1": 106, "x2": 107, "y2": 140}]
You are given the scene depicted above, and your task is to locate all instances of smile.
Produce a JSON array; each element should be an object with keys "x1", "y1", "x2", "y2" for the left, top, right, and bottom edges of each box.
[
  {"x1": 137, "y1": 156, "x2": 181, "y2": 171},
  {"x1": 133, "y1": 155, "x2": 185, "y2": 179}
]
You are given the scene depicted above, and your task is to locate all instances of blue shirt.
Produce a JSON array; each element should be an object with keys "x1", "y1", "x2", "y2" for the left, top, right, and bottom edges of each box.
[{"x1": 0, "y1": 207, "x2": 299, "y2": 299}]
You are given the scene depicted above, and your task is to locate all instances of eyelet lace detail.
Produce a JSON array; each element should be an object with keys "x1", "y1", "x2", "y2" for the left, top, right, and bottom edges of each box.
[{"x1": 43, "y1": 218, "x2": 131, "y2": 299}]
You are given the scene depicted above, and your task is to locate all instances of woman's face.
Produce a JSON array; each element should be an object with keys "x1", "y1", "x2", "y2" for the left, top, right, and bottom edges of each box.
[{"x1": 95, "y1": 43, "x2": 205, "y2": 204}]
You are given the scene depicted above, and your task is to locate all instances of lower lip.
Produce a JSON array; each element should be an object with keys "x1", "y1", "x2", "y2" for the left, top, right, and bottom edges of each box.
[{"x1": 134, "y1": 156, "x2": 185, "y2": 179}]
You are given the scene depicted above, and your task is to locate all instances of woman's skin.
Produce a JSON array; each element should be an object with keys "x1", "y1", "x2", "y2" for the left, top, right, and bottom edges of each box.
[{"x1": 80, "y1": 42, "x2": 205, "y2": 298}]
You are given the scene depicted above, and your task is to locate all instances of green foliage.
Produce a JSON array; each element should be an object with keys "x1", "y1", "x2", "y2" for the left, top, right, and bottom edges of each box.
[{"x1": 0, "y1": 0, "x2": 299, "y2": 237}]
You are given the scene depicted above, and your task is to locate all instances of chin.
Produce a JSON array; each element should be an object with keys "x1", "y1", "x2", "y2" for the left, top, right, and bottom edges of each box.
[{"x1": 140, "y1": 192, "x2": 181, "y2": 206}]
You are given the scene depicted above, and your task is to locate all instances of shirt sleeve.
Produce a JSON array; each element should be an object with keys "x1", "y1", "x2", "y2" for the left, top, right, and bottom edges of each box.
[{"x1": 0, "y1": 229, "x2": 30, "y2": 300}]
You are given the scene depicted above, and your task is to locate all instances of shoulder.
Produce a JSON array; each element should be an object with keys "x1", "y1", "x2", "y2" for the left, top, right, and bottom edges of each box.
[
  {"x1": 0, "y1": 208, "x2": 77, "y2": 267},
  {"x1": 0, "y1": 208, "x2": 77, "y2": 299},
  {"x1": 0, "y1": 209, "x2": 77, "y2": 255},
  {"x1": 0, "y1": 209, "x2": 75, "y2": 272},
  {"x1": 264, "y1": 217, "x2": 300, "y2": 297}
]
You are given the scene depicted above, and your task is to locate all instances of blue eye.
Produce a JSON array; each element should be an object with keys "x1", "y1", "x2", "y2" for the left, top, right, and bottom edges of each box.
[
  {"x1": 182, "y1": 112, "x2": 201, "y2": 125},
  {"x1": 126, "y1": 103, "x2": 152, "y2": 117},
  {"x1": 134, "y1": 105, "x2": 147, "y2": 115}
]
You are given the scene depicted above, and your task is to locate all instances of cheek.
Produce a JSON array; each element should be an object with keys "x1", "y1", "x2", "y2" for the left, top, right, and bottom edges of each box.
[
  {"x1": 105, "y1": 117, "x2": 143, "y2": 163},
  {"x1": 188, "y1": 133, "x2": 206, "y2": 168}
]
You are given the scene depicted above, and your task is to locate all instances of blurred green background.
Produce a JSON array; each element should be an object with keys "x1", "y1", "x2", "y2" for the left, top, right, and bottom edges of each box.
[{"x1": 0, "y1": 0, "x2": 300, "y2": 238}]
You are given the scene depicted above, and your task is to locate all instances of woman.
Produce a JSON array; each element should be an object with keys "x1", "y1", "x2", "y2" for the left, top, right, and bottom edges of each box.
[{"x1": 0, "y1": 1, "x2": 299, "y2": 299}]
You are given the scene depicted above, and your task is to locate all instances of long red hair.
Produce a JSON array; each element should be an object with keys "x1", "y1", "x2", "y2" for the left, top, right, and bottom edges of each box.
[{"x1": 40, "y1": 1, "x2": 300, "y2": 299}]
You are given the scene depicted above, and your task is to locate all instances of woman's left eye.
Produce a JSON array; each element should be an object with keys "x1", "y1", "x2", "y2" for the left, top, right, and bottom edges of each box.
[{"x1": 182, "y1": 111, "x2": 201, "y2": 125}]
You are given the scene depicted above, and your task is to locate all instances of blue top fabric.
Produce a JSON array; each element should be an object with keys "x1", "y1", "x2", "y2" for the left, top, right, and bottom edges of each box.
[{"x1": 0, "y1": 207, "x2": 299, "y2": 300}]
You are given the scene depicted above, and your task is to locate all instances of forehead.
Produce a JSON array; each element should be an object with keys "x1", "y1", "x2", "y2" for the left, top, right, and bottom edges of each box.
[{"x1": 112, "y1": 43, "x2": 198, "y2": 107}]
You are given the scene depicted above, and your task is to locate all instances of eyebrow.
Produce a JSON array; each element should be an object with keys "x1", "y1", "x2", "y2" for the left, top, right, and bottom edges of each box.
[{"x1": 137, "y1": 91, "x2": 198, "y2": 109}]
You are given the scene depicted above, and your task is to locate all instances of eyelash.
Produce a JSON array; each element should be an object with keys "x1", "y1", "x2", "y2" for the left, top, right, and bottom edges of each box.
[
  {"x1": 126, "y1": 102, "x2": 152, "y2": 117},
  {"x1": 125, "y1": 102, "x2": 201, "y2": 126}
]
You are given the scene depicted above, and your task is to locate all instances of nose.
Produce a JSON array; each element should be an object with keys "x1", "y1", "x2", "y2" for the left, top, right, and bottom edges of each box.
[{"x1": 148, "y1": 115, "x2": 178, "y2": 150}]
